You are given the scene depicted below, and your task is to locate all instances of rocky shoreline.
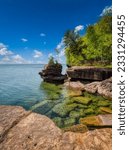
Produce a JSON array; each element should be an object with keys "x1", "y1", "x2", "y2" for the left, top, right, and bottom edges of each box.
[{"x1": 0, "y1": 106, "x2": 112, "y2": 150}]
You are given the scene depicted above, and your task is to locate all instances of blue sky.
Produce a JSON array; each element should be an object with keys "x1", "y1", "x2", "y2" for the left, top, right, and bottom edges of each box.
[{"x1": 0, "y1": 0, "x2": 112, "y2": 64}]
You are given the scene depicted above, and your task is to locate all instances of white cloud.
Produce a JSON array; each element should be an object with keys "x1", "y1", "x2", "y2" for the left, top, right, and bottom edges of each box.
[
  {"x1": 12, "y1": 54, "x2": 25, "y2": 64},
  {"x1": 40, "y1": 33, "x2": 46, "y2": 37},
  {"x1": 56, "y1": 38, "x2": 64, "y2": 50},
  {"x1": 74, "y1": 25, "x2": 84, "y2": 33},
  {"x1": 48, "y1": 53, "x2": 53, "y2": 58},
  {"x1": 21, "y1": 38, "x2": 28, "y2": 42},
  {"x1": 33, "y1": 50, "x2": 43, "y2": 58},
  {"x1": 100, "y1": 6, "x2": 112, "y2": 16},
  {"x1": 1, "y1": 56, "x2": 10, "y2": 62},
  {"x1": 0, "y1": 43, "x2": 13, "y2": 56}
]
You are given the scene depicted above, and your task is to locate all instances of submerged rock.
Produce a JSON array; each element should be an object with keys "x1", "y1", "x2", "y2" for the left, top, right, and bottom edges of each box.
[
  {"x1": 63, "y1": 124, "x2": 88, "y2": 133},
  {"x1": 80, "y1": 114, "x2": 112, "y2": 127},
  {"x1": 0, "y1": 106, "x2": 112, "y2": 150}
]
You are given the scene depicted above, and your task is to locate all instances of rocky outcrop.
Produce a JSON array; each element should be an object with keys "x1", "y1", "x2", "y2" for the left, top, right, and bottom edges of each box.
[
  {"x1": 39, "y1": 64, "x2": 66, "y2": 84},
  {"x1": 67, "y1": 66, "x2": 112, "y2": 81},
  {"x1": 0, "y1": 106, "x2": 112, "y2": 150},
  {"x1": 64, "y1": 81, "x2": 85, "y2": 90},
  {"x1": 84, "y1": 77, "x2": 112, "y2": 99}
]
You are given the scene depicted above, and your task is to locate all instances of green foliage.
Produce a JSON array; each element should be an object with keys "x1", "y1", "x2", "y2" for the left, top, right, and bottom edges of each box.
[{"x1": 64, "y1": 14, "x2": 112, "y2": 66}]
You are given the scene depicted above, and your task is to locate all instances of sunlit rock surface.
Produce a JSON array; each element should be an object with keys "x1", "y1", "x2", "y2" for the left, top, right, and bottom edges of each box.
[{"x1": 0, "y1": 106, "x2": 112, "y2": 150}]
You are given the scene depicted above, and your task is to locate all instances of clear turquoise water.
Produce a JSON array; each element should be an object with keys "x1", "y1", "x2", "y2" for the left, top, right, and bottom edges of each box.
[
  {"x1": 0, "y1": 64, "x2": 49, "y2": 109},
  {"x1": 0, "y1": 64, "x2": 111, "y2": 128}
]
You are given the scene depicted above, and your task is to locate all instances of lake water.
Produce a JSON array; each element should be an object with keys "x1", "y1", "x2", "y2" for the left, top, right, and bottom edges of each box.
[
  {"x1": 0, "y1": 64, "x2": 111, "y2": 128},
  {"x1": 0, "y1": 64, "x2": 46, "y2": 108}
]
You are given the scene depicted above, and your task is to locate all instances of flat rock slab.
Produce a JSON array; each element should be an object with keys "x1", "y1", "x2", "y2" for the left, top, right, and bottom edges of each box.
[
  {"x1": 0, "y1": 106, "x2": 112, "y2": 150},
  {"x1": 98, "y1": 114, "x2": 112, "y2": 126},
  {"x1": 80, "y1": 114, "x2": 112, "y2": 127},
  {"x1": 0, "y1": 105, "x2": 30, "y2": 142},
  {"x1": 67, "y1": 66, "x2": 112, "y2": 81}
]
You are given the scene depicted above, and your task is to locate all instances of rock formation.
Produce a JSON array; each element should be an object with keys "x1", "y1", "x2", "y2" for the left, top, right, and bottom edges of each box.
[
  {"x1": 67, "y1": 66, "x2": 112, "y2": 81},
  {"x1": 39, "y1": 63, "x2": 66, "y2": 84},
  {"x1": 84, "y1": 77, "x2": 112, "y2": 99},
  {"x1": 0, "y1": 105, "x2": 112, "y2": 150}
]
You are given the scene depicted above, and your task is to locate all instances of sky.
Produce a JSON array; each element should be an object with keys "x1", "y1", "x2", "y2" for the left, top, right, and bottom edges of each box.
[{"x1": 0, "y1": 0, "x2": 112, "y2": 64}]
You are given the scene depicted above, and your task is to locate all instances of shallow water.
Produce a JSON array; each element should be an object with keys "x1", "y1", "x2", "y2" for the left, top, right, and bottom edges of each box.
[{"x1": 0, "y1": 64, "x2": 111, "y2": 128}]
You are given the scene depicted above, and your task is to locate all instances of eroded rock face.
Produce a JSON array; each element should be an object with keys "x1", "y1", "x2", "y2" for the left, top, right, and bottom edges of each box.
[
  {"x1": 0, "y1": 106, "x2": 112, "y2": 150},
  {"x1": 39, "y1": 64, "x2": 66, "y2": 84},
  {"x1": 67, "y1": 66, "x2": 112, "y2": 81},
  {"x1": 84, "y1": 77, "x2": 112, "y2": 99}
]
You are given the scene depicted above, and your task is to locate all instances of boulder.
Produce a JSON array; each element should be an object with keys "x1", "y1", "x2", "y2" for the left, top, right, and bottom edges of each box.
[
  {"x1": 67, "y1": 66, "x2": 112, "y2": 81},
  {"x1": 84, "y1": 77, "x2": 112, "y2": 99},
  {"x1": 64, "y1": 81, "x2": 85, "y2": 90},
  {"x1": 0, "y1": 105, "x2": 112, "y2": 150}
]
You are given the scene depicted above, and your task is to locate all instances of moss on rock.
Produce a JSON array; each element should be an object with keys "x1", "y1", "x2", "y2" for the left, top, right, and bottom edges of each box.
[{"x1": 63, "y1": 124, "x2": 88, "y2": 133}]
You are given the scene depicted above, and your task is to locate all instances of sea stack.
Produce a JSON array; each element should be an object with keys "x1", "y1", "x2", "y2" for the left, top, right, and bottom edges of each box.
[{"x1": 39, "y1": 57, "x2": 66, "y2": 84}]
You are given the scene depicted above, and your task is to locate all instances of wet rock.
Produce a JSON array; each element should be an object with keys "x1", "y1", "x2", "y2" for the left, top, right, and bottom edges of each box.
[
  {"x1": 63, "y1": 124, "x2": 88, "y2": 133},
  {"x1": 52, "y1": 103, "x2": 78, "y2": 117},
  {"x1": 67, "y1": 66, "x2": 112, "y2": 81},
  {"x1": 80, "y1": 114, "x2": 112, "y2": 127},
  {"x1": 64, "y1": 118, "x2": 76, "y2": 127},
  {"x1": 99, "y1": 107, "x2": 112, "y2": 114}
]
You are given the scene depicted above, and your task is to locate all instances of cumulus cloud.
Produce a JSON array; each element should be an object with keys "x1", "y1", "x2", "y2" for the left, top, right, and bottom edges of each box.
[
  {"x1": 48, "y1": 53, "x2": 53, "y2": 58},
  {"x1": 100, "y1": 6, "x2": 112, "y2": 16},
  {"x1": 0, "y1": 43, "x2": 13, "y2": 56},
  {"x1": 40, "y1": 33, "x2": 46, "y2": 37},
  {"x1": 74, "y1": 25, "x2": 84, "y2": 33},
  {"x1": 55, "y1": 38, "x2": 66, "y2": 64},
  {"x1": 21, "y1": 38, "x2": 28, "y2": 42},
  {"x1": 12, "y1": 54, "x2": 25, "y2": 64},
  {"x1": 33, "y1": 50, "x2": 43, "y2": 58}
]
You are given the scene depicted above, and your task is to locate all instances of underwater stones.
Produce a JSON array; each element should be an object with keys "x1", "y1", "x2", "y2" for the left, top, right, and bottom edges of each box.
[
  {"x1": 52, "y1": 103, "x2": 78, "y2": 117},
  {"x1": 80, "y1": 114, "x2": 112, "y2": 127},
  {"x1": 53, "y1": 117, "x2": 63, "y2": 128},
  {"x1": 63, "y1": 124, "x2": 88, "y2": 133},
  {"x1": 64, "y1": 81, "x2": 85, "y2": 90},
  {"x1": 64, "y1": 118, "x2": 76, "y2": 127},
  {"x1": 84, "y1": 108, "x2": 94, "y2": 115},
  {"x1": 99, "y1": 107, "x2": 112, "y2": 114},
  {"x1": 69, "y1": 109, "x2": 84, "y2": 119},
  {"x1": 80, "y1": 116, "x2": 102, "y2": 126},
  {"x1": 71, "y1": 96, "x2": 92, "y2": 105},
  {"x1": 31, "y1": 100, "x2": 58, "y2": 115},
  {"x1": 97, "y1": 100, "x2": 111, "y2": 107},
  {"x1": 67, "y1": 90, "x2": 82, "y2": 97}
]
